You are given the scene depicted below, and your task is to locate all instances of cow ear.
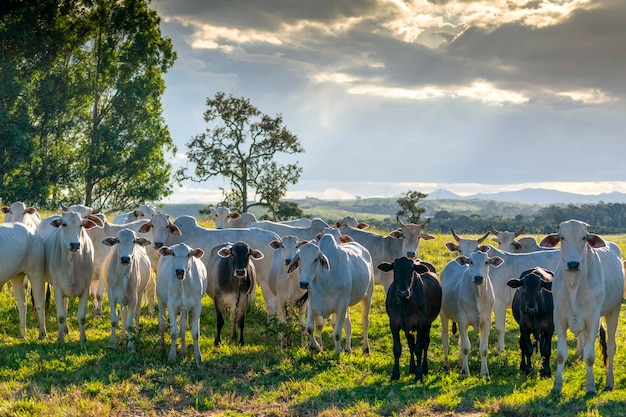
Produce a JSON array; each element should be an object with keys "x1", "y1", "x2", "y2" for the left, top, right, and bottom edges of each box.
[
  {"x1": 356, "y1": 222, "x2": 369, "y2": 229},
  {"x1": 389, "y1": 230, "x2": 404, "y2": 239},
  {"x1": 51, "y1": 218, "x2": 62, "y2": 228},
  {"x1": 489, "y1": 256, "x2": 504, "y2": 268},
  {"x1": 101, "y1": 237, "x2": 118, "y2": 247},
  {"x1": 506, "y1": 278, "x2": 523, "y2": 289},
  {"x1": 217, "y1": 246, "x2": 232, "y2": 258},
  {"x1": 230, "y1": 212, "x2": 241, "y2": 220},
  {"x1": 138, "y1": 223, "x2": 153, "y2": 233},
  {"x1": 478, "y1": 245, "x2": 490, "y2": 253},
  {"x1": 159, "y1": 247, "x2": 173, "y2": 257},
  {"x1": 319, "y1": 254, "x2": 330, "y2": 270},
  {"x1": 269, "y1": 239, "x2": 282, "y2": 250},
  {"x1": 86, "y1": 215, "x2": 104, "y2": 228},
  {"x1": 586, "y1": 234, "x2": 606, "y2": 248},
  {"x1": 168, "y1": 224, "x2": 182, "y2": 236},
  {"x1": 512, "y1": 241, "x2": 523, "y2": 250},
  {"x1": 455, "y1": 256, "x2": 470, "y2": 266},
  {"x1": 82, "y1": 218, "x2": 101, "y2": 230},
  {"x1": 1, "y1": 206, "x2": 9, "y2": 214},
  {"x1": 420, "y1": 232, "x2": 436, "y2": 241},
  {"x1": 377, "y1": 262, "x2": 393, "y2": 272},
  {"x1": 541, "y1": 280, "x2": 553, "y2": 292},
  {"x1": 540, "y1": 234, "x2": 560, "y2": 248},
  {"x1": 339, "y1": 235, "x2": 354, "y2": 244},
  {"x1": 135, "y1": 238, "x2": 151, "y2": 247},
  {"x1": 249, "y1": 249, "x2": 264, "y2": 260},
  {"x1": 190, "y1": 248, "x2": 204, "y2": 259},
  {"x1": 445, "y1": 242, "x2": 459, "y2": 252},
  {"x1": 413, "y1": 263, "x2": 430, "y2": 274},
  {"x1": 287, "y1": 256, "x2": 300, "y2": 274}
]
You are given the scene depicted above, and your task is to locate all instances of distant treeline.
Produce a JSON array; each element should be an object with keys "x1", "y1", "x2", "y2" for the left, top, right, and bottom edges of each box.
[{"x1": 358, "y1": 202, "x2": 626, "y2": 235}]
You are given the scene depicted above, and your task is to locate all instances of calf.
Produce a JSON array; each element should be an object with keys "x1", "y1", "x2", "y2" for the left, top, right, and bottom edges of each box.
[
  {"x1": 287, "y1": 233, "x2": 374, "y2": 355},
  {"x1": 378, "y1": 257, "x2": 442, "y2": 382},
  {"x1": 540, "y1": 219, "x2": 624, "y2": 395},
  {"x1": 206, "y1": 241, "x2": 263, "y2": 346},
  {"x1": 101, "y1": 229, "x2": 152, "y2": 352},
  {"x1": 506, "y1": 267, "x2": 554, "y2": 378},
  {"x1": 440, "y1": 251, "x2": 503, "y2": 380},
  {"x1": 156, "y1": 243, "x2": 207, "y2": 363}
]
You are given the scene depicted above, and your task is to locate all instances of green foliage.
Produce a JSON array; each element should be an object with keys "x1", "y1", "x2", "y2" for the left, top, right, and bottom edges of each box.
[
  {"x1": 0, "y1": 0, "x2": 176, "y2": 210},
  {"x1": 396, "y1": 190, "x2": 428, "y2": 223},
  {"x1": 177, "y1": 91, "x2": 304, "y2": 213}
]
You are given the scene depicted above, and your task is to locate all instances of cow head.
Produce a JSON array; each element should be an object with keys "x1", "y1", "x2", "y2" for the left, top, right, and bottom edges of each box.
[
  {"x1": 445, "y1": 228, "x2": 490, "y2": 255},
  {"x1": 287, "y1": 241, "x2": 329, "y2": 290},
  {"x1": 138, "y1": 212, "x2": 181, "y2": 248},
  {"x1": 218, "y1": 241, "x2": 264, "y2": 279},
  {"x1": 507, "y1": 267, "x2": 553, "y2": 315},
  {"x1": 540, "y1": 219, "x2": 606, "y2": 272},
  {"x1": 377, "y1": 257, "x2": 431, "y2": 300},
  {"x1": 159, "y1": 243, "x2": 204, "y2": 280},
  {"x1": 490, "y1": 223, "x2": 524, "y2": 252},
  {"x1": 102, "y1": 229, "x2": 151, "y2": 265},
  {"x1": 270, "y1": 235, "x2": 301, "y2": 267},
  {"x1": 396, "y1": 216, "x2": 435, "y2": 259},
  {"x1": 51, "y1": 211, "x2": 101, "y2": 253},
  {"x1": 455, "y1": 251, "x2": 504, "y2": 285}
]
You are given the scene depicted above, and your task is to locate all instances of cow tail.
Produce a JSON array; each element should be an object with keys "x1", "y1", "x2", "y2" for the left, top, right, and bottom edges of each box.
[{"x1": 599, "y1": 322, "x2": 608, "y2": 368}]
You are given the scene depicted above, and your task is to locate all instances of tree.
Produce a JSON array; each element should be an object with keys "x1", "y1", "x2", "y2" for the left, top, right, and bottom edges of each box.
[
  {"x1": 396, "y1": 190, "x2": 428, "y2": 223},
  {"x1": 0, "y1": 0, "x2": 176, "y2": 210},
  {"x1": 178, "y1": 92, "x2": 304, "y2": 213}
]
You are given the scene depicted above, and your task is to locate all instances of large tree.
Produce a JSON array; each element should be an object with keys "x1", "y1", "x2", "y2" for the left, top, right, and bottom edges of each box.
[
  {"x1": 178, "y1": 92, "x2": 304, "y2": 213},
  {"x1": 396, "y1": 190, "x2": 428, "y2": 223},
  {"x1": 0, "y1": 0, "x2": 176, "y2": 210}
]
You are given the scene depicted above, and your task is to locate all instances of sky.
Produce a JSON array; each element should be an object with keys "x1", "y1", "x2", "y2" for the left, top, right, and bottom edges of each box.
[{"x1": 151, "y1": 0, "x2": 626, "y2": 204}]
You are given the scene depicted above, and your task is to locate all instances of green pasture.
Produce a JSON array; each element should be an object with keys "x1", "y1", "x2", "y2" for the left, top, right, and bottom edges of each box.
[{"x1": 1, "y1": 230, "x2": 626, "y2": 416}]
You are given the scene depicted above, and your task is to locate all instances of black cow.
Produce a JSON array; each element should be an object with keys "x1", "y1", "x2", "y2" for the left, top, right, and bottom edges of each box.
[
  {"x1": 207, "y1": 241, "x2": 263, "y2": 346},
  {"x1": 506, "y1": 267, "x2": 554, "y2": 378},
  {"x1": 378, "y1": 257, "x2": 442, "y2": 382}
]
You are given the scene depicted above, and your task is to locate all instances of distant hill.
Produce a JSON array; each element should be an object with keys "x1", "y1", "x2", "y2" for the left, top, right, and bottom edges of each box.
[{"x1": 426, "y1": 188, "x2": 626, "y2": 205}]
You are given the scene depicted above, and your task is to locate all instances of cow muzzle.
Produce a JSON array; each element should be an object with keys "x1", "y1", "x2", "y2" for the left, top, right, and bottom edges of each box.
[
  {"x1": 566, "y1": 261, "x2": 580, "y2": 271},
  {"x1": 69, "y1": 242, "x2": 81, "y2": 252},
  {"x1": 121, "y1": 256, "x2": 131, "y2": 265},
  {"x1": 234, "y1": 269, "x2": 246, "y2": 279},
  {"x1": 154, "y1": 241, "x2": 164, "y2": 249},
  {"x1": 397, "y1": 288, "x2": 411, "y2": 300},
  {"x1": 299, "y1": 281, "x2": 309, "y2": 290},
  {"x1": 473, "y1": 276, "x2": 484, "y2": 285},
  {"x1": 175, "y1": 269, "x2": 185, "y2": 280},
  {"x1": 406, "y1": 252, "x2": 416, "y2": 259},
  {"x1": 525, "y1": 306, "x2": 538, "y2": 315}
]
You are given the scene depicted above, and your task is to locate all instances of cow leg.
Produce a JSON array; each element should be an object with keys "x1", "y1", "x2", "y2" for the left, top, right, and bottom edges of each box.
[
  {"x1": 168, "y1": 304, "x2": 179, "y2": 361},
  {"x1": 145, "y1": 274, "x2": 156, "y2": 316},
  {"x1": 459, "y1": 323, "x2": 471, "y2": 377},
  {"x1": 582, "y1": 317, "x2": 599, "y2": 395},
  {"x1": 92, "y1": 276, "x2": 104, "y2": 315},
  {"x1": 125, "y1": 295, "x2": 138, "y2": 353},
  {"x1": 493, "y1": 298, "x2": 507, "y2": 355},
  {"x1": 440, "y1": 312, "x2": 450, "y2": 371},
  {"x1": 77, "y1": 288, "x2": 90, "y2": 343},
  {"x1": 539, "y1": 328, "x2": 553, "y2": 378},
  {"x1": 9, "y1": 275, "x2": 27, "y2": 338},
  {"x1": 552, "y1": 314, "x2": 569, "y2": 394},
  {"x1": 214, "y1": 299, "x2": 225, "y2": 347},
  {"x1": 258, "y1": 278, "x2": 277, "y2": 317},
  {"x1": 478, "y1": 317, "x2": 490, "y2": 380},
  {"x1": 179, "y1": 309, "x2": 188, "y2": 358},
  {"x1": 416, "y1": 323, "x2": 432, "y2": 382},
  {"x1": 108, "y1": 296, "x2": 119, "y2": 349},
  {"x1": 54, "y1": 287, "x2": 68, "y2": 343},
  {"x1": 191, "y1": 305, "x2": 202, "y2": 364},
  {"x1": 604, "y1": 309, "x2": 620, "y2": 391},
  {"x1": 27, "y1": 272, "x2": 48, "y2": 340},
  {"x1": 158, "y1": 299, "x2": 167, "y2": 353},
  {"x1": 519, "y1": 326, "x2": 533, "y2": 375},
  {"x1": 342, "y1": 309, "x2": 352, "y2": 354},
  {"x1": 390, "y1": 326, "x2": 402, "y2": 381},
  {"x1": 360, "y1": 296, "x2": 371, "y2": 355},
  {"x1": 305, "y1": 303, "x2": 322, "y2": 353}
]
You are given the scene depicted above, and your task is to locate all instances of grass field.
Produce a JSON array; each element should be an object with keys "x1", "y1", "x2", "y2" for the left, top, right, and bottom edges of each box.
[{"x1": 1, "y1": 230, "x2": 626, "y2": 416}]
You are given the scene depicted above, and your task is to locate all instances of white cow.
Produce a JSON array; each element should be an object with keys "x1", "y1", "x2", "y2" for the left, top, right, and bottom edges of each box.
[
  {"x1": 335, "y1": 216, "x2": 368, "y2": 229},
  {"x1": 40, "y1": 211, "x2": 102, "y2": 343},
  {"x1": 139, "y1": 214, "x2": 280, "y2": 315},
  {"x1": 338, "y1": 217, "x2": 435, "y2": 291},
  {"x1": 540, "y1": 219, "x2": 624, "y2": 395},
  {"x1": 87, "y1": 214, "x2": 154, "y2": 315},
  {"x1": 0, "y1": 222, "x2": 48, "y2": 339},
  {"x1": 489, "y1": 224, "x2": 525, "y2": 252},
  {"x1": 445, "y1": 229, "x2": 562, "y2": 355},
  {"x1": 101, "y1": 229, "x2": 152, "y2": 352},
  {"x1": 210, "y1": 206, "x2": 258, "y2": 229},
  {"x1": 269, "y1": 235, "x2": 307, "y2": 328},
  {"x1": 156, "y1": 243, "x2": 207, "y2": 363},
  {"x1": 287, "y1": 233, "x2": 374, "y2": 355},
  {"x1": 112, "y1": 204, "x2": 157, "y2": 224},
  {"x1": 249, "y1": 218, "x2": 329, "y2": 242},
  {"x1": 2, "y1": 202, "x2": 41, "y2": 229},
  {"x1": 440, "y1": 250, "x2": 503, "y2": 380}
]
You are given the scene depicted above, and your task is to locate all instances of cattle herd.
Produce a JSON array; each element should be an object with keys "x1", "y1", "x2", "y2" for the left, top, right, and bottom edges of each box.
[{"x1": 1, "y1": 201, "x2": 625, "y2": 396}]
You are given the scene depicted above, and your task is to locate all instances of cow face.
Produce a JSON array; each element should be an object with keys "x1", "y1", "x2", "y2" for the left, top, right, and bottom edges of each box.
[
  {"x1": 270, "y1": 235, "x2": 300, "y2": 268},
  {"x1": 138, "y1": 212, "x2": 181, "y2": 249},
  {"x1": 102, "y1": 229, "x2": 151, "y2": 265},
  {"x1": 51, "y1": 211, "x2": 100, "y2": 253},
  {"x1": 489, "y1": 224, "x2": 524, "y2": 252},
  {"x1": 396, "y1": 216, "x2": 435, "y2": 259},
  {"x1": 507, "y1": 268, "x2": 553, "y2": 315},
  {"x1": 159, "y1": 243, "x2": 204, "y2": 280},
  {"x1": 287, "y1": 241, "x2": 329, "y2": 289},
  {"x1": 455, "y1": 251, "x2": 504, "y2": 285},
  {"x1": 540, "y1": 219, "x2": 606, "y2": 272},
  {"x1": 378, "y1": 257, "x2": 431, "y2": 300},
  {"x1": 445, "y1": 228, "x2": 490, "y2": 256},
  {"x1": 217, "y1": 241, "x2": 264, "y2": 279}
]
